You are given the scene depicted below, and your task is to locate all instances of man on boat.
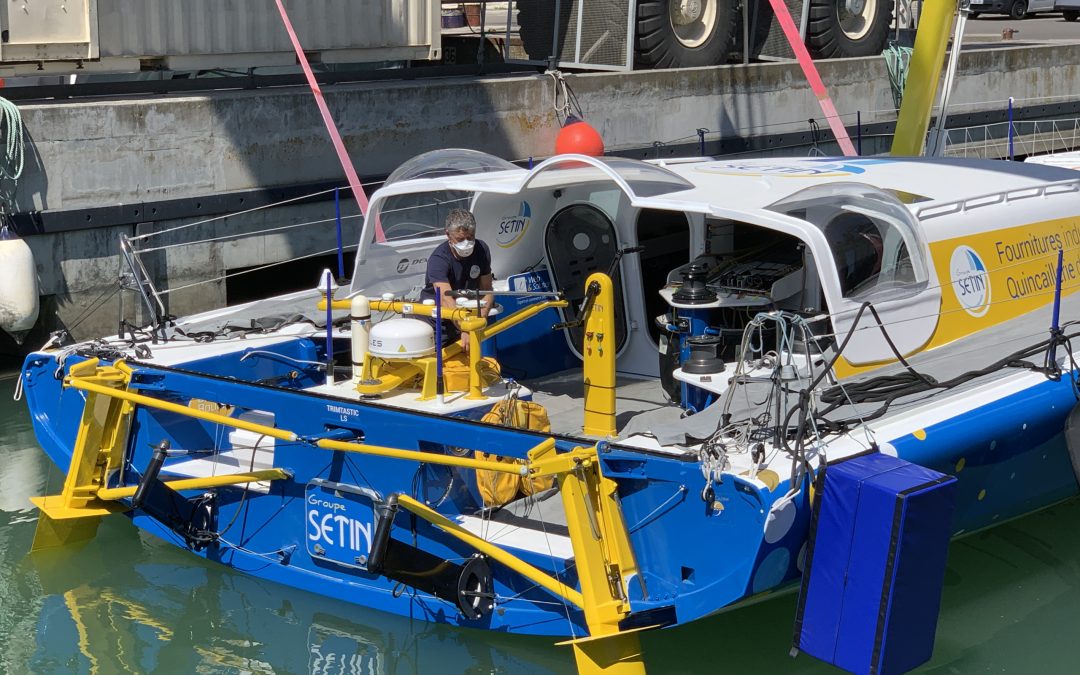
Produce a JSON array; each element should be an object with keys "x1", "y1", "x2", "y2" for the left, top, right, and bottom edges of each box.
[{"x1": 419, "y1": 208, "x2": 493, "y2": 349}]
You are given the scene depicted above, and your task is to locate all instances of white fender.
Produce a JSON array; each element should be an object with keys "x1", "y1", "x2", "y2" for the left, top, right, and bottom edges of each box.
[
  {"x1": 0, "y1": 228, "x2": 39, "y2": 342},
  {"x1": 351, "y1": 295, "x2": 370, "y2": 384}
]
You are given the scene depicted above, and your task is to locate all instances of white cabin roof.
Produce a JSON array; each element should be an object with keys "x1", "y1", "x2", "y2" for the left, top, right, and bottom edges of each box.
[
  {"x1": 371, "y1": 153, "x2": 1080, "y2": 214},
  {"x1": 356, "y1": 152, "x2": 1080, "y2": 273}
]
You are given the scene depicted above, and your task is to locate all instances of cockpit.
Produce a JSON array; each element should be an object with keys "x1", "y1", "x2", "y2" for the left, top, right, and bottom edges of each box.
[{"x1": 349, "y1": 152, "x2": 940, "y2": 426}]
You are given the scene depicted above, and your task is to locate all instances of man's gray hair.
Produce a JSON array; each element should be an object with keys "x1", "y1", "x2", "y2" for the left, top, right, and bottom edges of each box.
[{"x1": 445, "y1": 208, "x2": 477, "y2": 235}]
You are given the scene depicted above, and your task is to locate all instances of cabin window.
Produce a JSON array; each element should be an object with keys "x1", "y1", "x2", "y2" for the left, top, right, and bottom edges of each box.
[
  {"x1": 588, "y1": 188, "x2": 622, "y2": 221},
  {"x1": 379, "y1": 191, "x2": 471, "y2": 242},
  {"x1": 824, "y1": 210, "x2": 921, "y2": 299},
  {"x1": 767, "y1": 183, "x2": 930, "y2": 301}
]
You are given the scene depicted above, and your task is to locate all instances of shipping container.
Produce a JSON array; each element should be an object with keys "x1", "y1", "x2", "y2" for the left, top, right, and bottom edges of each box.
[{"x1": 0, "y1": 0, "x2": 439, "y2": 73}]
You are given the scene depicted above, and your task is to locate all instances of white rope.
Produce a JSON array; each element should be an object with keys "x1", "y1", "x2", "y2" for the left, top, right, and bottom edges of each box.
[
  {"x1": 126, "y1": 185, "x2": 369, "y2": 242},
  {"x1": 136, "y1": 213, "x2": 365, "y2": 253},
  {"x1": 548, "y1": 70, "x2": 571, "y2": 120},
  {"x1": 132, "y1": 194, "x2": 469, "y2": 255}
]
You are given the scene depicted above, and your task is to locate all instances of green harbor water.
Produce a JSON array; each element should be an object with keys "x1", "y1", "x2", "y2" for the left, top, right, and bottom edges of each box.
[{"x1": 3, "y1": 368, "x2": 1080, "y2": 674}]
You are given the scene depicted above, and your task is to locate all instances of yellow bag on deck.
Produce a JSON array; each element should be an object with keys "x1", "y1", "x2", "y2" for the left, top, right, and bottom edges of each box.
[
  {"x1": 443, "y1": 355, "x2": 501, "y2": 392},
  {"x1": 475, "y1": 398, "x2": 554, "y2": 507}
]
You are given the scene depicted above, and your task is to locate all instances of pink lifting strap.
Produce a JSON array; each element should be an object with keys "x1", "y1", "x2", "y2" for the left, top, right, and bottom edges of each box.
[
  {"x1": 274, "y1": 0, "x2": 385, "y2": 241},
  {"x1": 766, "y1": 0, "x2": 858, "y2": 157}
]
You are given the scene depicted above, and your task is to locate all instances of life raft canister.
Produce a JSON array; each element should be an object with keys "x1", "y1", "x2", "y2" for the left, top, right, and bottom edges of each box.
[{"x1": 0, "y1": 222, "x2": 39, "y2": 343}]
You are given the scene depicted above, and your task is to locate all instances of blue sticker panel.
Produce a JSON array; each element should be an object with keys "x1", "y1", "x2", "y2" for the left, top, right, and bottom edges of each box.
[{"x1": 305, "y1": 481, "x2": 379, "y2": 570}]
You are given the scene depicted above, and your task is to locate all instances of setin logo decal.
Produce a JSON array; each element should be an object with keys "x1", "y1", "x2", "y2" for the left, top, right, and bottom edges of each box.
[
  {"x1": 950, "y1": 245, "x2": 991, "y2": 317},
  {"x1": 496, "y1": 202, "x2": 531, "y2": 248}
]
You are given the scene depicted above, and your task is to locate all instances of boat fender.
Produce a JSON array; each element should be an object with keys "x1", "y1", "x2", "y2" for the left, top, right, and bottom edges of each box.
[
  {"x1": 555, "y1": 114, "x2": 604, "y2": 157},
  {"x1": 0, "y1": 223, "x2": 39, "y2": 342},
  {"x1": 1062, "y1": 402, "x2": 1080, "y2": 488}
]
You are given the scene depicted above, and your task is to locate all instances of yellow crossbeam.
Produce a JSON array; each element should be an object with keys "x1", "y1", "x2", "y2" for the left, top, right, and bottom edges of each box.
[
  {"x1": 316, "y1": 437, "x2": 536, "y2": 475},
  {"x1": 319, "y1": 297, "x2": 475, "y2": 321},
  {"x1": 65, "y1": 376, "x2": 298, "y2": 442},
  {"x1": 396, "y1": 494, "x2": 584, "y2": 609},
  {"x1": 96, "y1": 468, "x2": 291, "y2": 500}
]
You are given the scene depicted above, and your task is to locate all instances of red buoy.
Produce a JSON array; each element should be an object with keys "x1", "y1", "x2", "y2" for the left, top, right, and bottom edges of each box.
[{"x1": 555, "y1": 115, "x2": 605, "y2": 156}]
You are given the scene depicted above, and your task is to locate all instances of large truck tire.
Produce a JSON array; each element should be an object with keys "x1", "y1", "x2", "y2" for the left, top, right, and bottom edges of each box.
[
  {"x1": 635, "y1": 0, "x2": 738, "y2": 69},
  {"x1": 806, "y1": 0, "x2": 894, "y2": 59}
]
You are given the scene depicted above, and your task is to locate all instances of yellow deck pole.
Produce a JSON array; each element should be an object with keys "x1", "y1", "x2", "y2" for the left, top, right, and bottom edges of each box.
[
  {"x1": 582, "y1": 274, "x2": 617, "y2": 437},
  {"x1": 891, "y1": 0, "x2": 958, "y2": 156}
]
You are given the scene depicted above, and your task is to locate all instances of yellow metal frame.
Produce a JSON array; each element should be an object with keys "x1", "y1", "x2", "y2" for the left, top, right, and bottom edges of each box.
[
  {"x1": 891, "y1": 1, "x2": 958, "y2": 156},
  {"x1": 397, "y1": 494, "x2": 586, "y2": 608},
  {"x1": 339, "y1": 296, "x2": 571, "y2": 401},
  {"x1": 96, "y1": 469, "x2": 290, "y2": 500},
  {"x1": 581, "y1": 274, "x2": 617, "y2": 437},
  {"x1": 316, "y1": 436, "x2": 547, "y2": 475},
  {"x1": 31, "y1": 361, "x2": 294, "y2": 550},
  {"x1": 36, "y1": 276, "x2": 639, "y2": 670},
  {"x1": 332, "y1": 283, "x2": 615, "y2": 433}
]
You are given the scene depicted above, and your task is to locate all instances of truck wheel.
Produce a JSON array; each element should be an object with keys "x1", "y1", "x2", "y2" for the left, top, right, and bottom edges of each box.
[
  {"x1": 635, "y1": 0, "x2": 738, "y2": 68},
  {"x1": 1009, "y1": 0, "x2": 1028, "y2": 19},
  {"x1": 1066, "y1": 10, "x2": 1080, "y2": 21},
  {"x1": 807, "y1": 0, "x2": 895, "y2": 59}
]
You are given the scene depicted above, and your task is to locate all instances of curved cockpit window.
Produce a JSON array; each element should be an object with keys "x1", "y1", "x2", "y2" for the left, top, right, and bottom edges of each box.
[
  {"x1": 376, "y1": 150, "x2": 518, "y2": 243},
  {"x1": 767, "y1": 183, "x2": 929, "y2": 299},
  {"x1": 383, "y1": 149, "x2": 519, "y2": 185},
  {"x1": 524, "y1": 156, "x2": 694, "y2": 199}
]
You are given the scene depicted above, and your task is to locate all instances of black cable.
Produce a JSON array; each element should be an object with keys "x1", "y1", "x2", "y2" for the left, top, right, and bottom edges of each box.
[{"x1": 809, "y1": 308, "x2": 1080, "y2": 433}]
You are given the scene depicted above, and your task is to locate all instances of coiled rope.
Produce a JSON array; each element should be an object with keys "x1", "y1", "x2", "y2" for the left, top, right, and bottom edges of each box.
[
  {"x1": 884, "y1": 45, "x2": 914, "y2": 111},
  {"x1": 0, "y1": 96, "x2": 24, "y2": 212}
]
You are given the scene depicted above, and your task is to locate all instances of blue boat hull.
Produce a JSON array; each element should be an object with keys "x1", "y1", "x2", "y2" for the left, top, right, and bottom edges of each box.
[{"x1": 20, "y1": 340, "x2": 1080, "y2": 637}]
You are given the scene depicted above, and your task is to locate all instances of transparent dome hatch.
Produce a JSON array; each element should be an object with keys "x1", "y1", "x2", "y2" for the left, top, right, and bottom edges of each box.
[
  {"x1": 523, "y1": 155, "x2": 695, "y2": 199},
  {"x1": 383, "y1": 149, "x2": 520, "y2": 186}
]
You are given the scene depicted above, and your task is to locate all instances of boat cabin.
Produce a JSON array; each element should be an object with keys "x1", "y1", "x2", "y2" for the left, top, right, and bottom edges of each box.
[{"x1": 350, "y1": 150, "x2": 1080, "y2": 412}]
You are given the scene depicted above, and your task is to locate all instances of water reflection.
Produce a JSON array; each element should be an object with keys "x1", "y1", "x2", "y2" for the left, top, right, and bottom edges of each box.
[
  {"x1": 1, "y1": 373, "x2": 571, "y2": 674},
  {"x1": 27, "y1": 529, "x2": 573, "y2": 674}
]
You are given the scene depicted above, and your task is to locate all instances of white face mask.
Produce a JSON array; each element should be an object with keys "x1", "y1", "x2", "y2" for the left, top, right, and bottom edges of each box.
[{"x1": 451, "y1": 239, "x2": 475, "y2": 257}]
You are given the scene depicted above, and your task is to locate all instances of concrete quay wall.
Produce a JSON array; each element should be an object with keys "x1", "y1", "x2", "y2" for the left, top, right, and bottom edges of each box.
[{"x1": 6, "y1": 44, "x2": 1080, "y2": 351}]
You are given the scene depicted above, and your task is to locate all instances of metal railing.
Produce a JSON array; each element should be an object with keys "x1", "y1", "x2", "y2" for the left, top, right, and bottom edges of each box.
[{"x1": 940, "y1": 117, "x2": 1080, "y2": 160}]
